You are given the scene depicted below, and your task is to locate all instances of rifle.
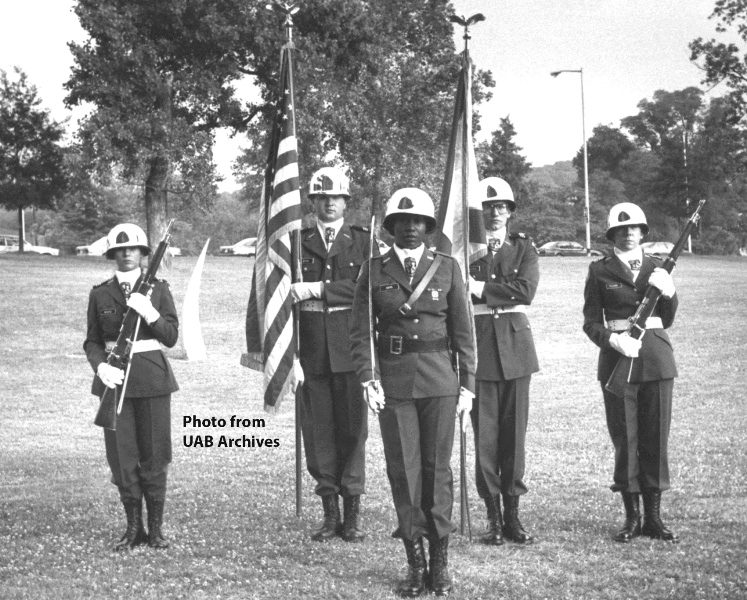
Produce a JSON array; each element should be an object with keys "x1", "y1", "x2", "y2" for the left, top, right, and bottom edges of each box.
[
  {"x1": 605, "y1": 200, "x2": 705, "y2": 397},
  {"x1": 94, "y1": 220, "x2": 175, "y2": 430}
]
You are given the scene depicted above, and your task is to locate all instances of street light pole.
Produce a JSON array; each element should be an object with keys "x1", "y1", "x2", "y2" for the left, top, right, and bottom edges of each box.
[{"x1": 551, "y1": 68, "x2": 591, "y2": 255}]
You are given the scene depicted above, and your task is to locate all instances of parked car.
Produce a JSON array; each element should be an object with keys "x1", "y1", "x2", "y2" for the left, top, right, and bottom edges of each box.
[
  {"x1": 0, "y1": 234, "x2": 59, "y2": 256},
  {"x1": 219, "y1": 237, "x2": 257, "y2": 256},
  {"x1": 641, "y1": 241, "x2": 674, "y2": 257},
  {"x1": 537, "y1": 241, "x2": 602, "y2": 257}
]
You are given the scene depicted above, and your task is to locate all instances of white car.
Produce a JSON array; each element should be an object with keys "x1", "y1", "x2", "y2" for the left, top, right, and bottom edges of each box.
[
  {"x1": 641, "y1": 241, "x2": 675, "y2": 257},
  {"x1": 219, "y1": 237, "x2": 257, "y2": 256},
  {"x1": 0, "y1": 234, "x2": 59, "y2": 256}
]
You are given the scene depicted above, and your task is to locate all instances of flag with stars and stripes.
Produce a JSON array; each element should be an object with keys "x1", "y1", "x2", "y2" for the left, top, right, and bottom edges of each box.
[
  {"x1": 243, "y1": 41, "x2": 303, "y2": 413},
  {"x1": 434, "y1": 51, "x2": 487, "y2": 280}
]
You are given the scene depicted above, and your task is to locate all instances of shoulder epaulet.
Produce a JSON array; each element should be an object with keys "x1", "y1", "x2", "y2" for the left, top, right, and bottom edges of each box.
[
  {"x1": 351, "y1": 224, "x2": 369, "y2": 233},
  {"x1": 644, "y1": 253, "x2": 664, "y2": 261},
  {"x1": 432, "y1": 250, "x2": 453, "y2": 259},
  {"x1": 599, "y1": 255, "x2": 611, "y2": 263},
  {"x1": 154, "y1": 277, "x2": 169, "y2": 284},
  {"x1": 93, "y1": 277, "x2": 114, "y2": 289},
  {"x1": 301, "y1": 225, "x2": 314, "y2": 233},
  {"x1": 509, "y1": 232, "x2": 530, "y2": 240}
]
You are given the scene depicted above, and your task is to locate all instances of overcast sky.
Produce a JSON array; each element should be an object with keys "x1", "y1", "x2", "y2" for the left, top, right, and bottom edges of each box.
[{"x1": 1, "y1": 0, "x2": 734, "y2": 191}]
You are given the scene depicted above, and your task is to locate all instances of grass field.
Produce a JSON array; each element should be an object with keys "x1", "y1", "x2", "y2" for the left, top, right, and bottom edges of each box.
[{"x1": 0, "y1": 251, "x2": 746, "y2": 599}]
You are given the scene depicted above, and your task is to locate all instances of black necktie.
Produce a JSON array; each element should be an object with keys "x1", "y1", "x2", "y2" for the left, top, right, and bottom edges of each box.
[
  {"x1": 325, "y1": 227, "x2": 335, "y2": 248},
  {"x1": 404, "y1": 257, "x2": 416, "y2": 279},
  {"x1": 489, "y1": 239, "x2": 502, "y2": 252},
  {"x1": 628, "y1": 259, "x2": 641, "y2": 270},
  {"x1": 120, "y1": 282, "x2": 131, "y2": 300}
]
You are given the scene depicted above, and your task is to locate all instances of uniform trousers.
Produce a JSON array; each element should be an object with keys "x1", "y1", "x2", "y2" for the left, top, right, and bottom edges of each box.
[
  {"x1": 301, "y1": 372, "x2": 367, "y2": 497},
  {"x1": 601, "y1": 379, "x2": 673, "y2": 493},
  {"x1": 470, "y1": 377, "x2": 530, "y2": 499},
  {"x1": 104, "y1": 394, "x2": 172, "y2": 503},
  {"x1": 379, "y1": 395, "x2": 458, "y2": 541}
]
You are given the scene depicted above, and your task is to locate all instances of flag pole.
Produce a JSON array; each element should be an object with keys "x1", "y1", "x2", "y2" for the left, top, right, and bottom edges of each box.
[
  {"x1": 448, "y1": 11, "x2": 485, "y2": 541},
  {"x1": 269, "y1": 0, "x2": 303, "y2": 517}
]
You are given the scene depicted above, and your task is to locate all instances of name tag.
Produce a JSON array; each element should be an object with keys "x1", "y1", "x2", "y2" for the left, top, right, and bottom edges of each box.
[
  {"x1": 100, "y1": 309, "x2": 116, "y2": 315},
  {"x1": 379, "y1": 283, "x2": 400, "y2": 291},
  {"x1": 469, "y1": 264, "x2": 482, "y2": 273},
  {"x1": 606, "y1": 283, "x2": 622, "y2": 289},
  {"x1": 302, "y1": 258, "x2": 314, "y2": 264}
]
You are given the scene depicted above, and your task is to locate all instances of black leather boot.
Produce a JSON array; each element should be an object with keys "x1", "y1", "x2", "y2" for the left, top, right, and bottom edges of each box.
[
  {"x1": 311, "y1": 494, "x2": 342, "y2": 541},
  {"x1": 614, "y1": 492, "x2": 641, "y2": 543},
  {"x1": 397, "y1": 538, "x2": 427, "y2": 597},
  {"x1": 341, "y1": 495, "x2": 365, "y2": 542},
  {"x1": 428, "y1": 535, "x2": 452, "y2": 596},
  {"x1": 113, "y1": 498, "x2": 147, "y2": 551},
  {"x1": 502, "y1": 494, "x2": 534, "y2": 544},
  {"x1": 480, "y1": 495, "x2": 504, "y2": 546},
  {"x1": 145, "y1": 496, "x2": 170, "y2": 549},
  {"x1": 641, "y1": 490, "x2": 679, "y2": 543}
]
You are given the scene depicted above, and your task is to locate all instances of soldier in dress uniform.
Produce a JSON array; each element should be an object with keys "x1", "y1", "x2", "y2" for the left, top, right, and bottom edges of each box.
[
  {"x1": 290, "y1": 166, "x2": 371, "y2": 543},
  {"x1": 583, "y1": 202, "x2": 679, "y2": 543},
  {"x1": 84, "y1": 223, "x2": 179, "y2": 550},
  {"x1": 467, "y1": 177, "x2": 539, "y2": 546},
  {"x1": 351, "y1": 188, "x2": 475, "y2": 597}
]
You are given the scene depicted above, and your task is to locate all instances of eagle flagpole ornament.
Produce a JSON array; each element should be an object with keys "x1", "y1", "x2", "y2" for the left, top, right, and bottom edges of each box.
[{"x1": 448, "y1": 13, "x2": 486, "y2": 53}]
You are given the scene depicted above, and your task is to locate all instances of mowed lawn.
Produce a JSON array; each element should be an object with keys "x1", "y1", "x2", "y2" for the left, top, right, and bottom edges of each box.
[{"x1": 0, "y1": 250, "x2": 745, "y2": 600}]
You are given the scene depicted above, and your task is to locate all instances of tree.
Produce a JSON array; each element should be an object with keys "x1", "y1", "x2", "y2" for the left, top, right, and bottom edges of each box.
[
  {"x1": 476, "y1": 116, "x2": 532, "y2": 196},
  {"x1": 0, "y1": 68, "x2": 67, "y2": 251},
  {"x1": 65, "y1": 0, "x2": 253, "y2": 247},
  {"x1": 235, "y1": 0, "x2": 494, "y2": 221},
  {"x1": 572, "y1": 125, "x2": 635, "y2": 182}
]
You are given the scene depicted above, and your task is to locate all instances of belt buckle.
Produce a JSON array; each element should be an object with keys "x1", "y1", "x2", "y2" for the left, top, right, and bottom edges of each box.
[
  {"x1": 389, "y1": 336, "x2": 403, "y2": 355},
  {"x1": 398, "y1": 302, "x2": 412, "y2": 315}
]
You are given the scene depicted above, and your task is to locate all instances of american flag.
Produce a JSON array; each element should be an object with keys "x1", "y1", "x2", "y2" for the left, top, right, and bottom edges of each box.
[
  {"x1": 243, "y1": 42, "x2": 303, "y2": 412},
  {"x1": 434, "y1": 51, "x2": 487, "y2": 279}
]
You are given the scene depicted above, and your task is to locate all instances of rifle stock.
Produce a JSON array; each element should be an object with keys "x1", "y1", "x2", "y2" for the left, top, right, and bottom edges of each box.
[
  {"x1": 93, "y1": 219, "x2": 175, "y2": 430},
  {"x1": 94, "y1": 386, "x2": 118, "y2": 430},
  {"x1": 603, "y1": 200, "x2": 705, "y2": 397}
]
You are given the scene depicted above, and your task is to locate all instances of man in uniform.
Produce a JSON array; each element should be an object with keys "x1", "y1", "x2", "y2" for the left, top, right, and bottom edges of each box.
[
  {"x1": 351, "y1": 188, "x2": 475, "y2": 597},
  {"x1": 84, "y1": 223, "x2": 179, "y2": 550},
  {"x1": 290, "y1": 166, "x2": 371, "y2": 543},
  {"x1": 467, "y1": 177, "x2": 539, "y2": 546},
  {"x1": 583, "y1": 202, "x2": 679, "y2": 543}
]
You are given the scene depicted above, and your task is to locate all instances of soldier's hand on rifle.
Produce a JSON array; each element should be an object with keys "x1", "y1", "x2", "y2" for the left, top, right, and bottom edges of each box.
[
  {"x1": 97, "y1": 363, "x2": 124, "y2": 389},
  {"x1": 290, "y1": 282, "x2": 324, "y2": 303},
  {"x1": 292, "y1": 357, "x2": 304, "y2": 393},
  {"x1": 648, "y1": 268, "x2": 675, "y2": 298},
  {"x1": 457, "y1": 387, "x2": 474, "y2": 431},
  {"x1": 468, "y1": 276, "x2": 485, "y2": 299},
  {"x1": 127, "y1": 293, "x2": 161, "y2": 325},
  {"x1": 609, "y1": 332, "x2": 642, "y2": 358},
  {"x1": 363, "y1": 380, "x2": 385, "y2": 415}
]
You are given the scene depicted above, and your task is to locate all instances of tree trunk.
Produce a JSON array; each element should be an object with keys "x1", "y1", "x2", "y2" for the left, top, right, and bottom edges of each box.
[
  {"x1": 144, "y1": 154, "x2": 170, "y2": 260},
  {"x1": 17, "y1": 206, "x2": 25, "y2": 253}
]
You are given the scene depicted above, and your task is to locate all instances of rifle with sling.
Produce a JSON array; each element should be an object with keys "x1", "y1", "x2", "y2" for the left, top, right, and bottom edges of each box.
[
  {"x1": 94, "y1": 219, "x2": 175, "y2": 430},
  {"x1": 605, "y1": 200, "x2": 705, "y2": 397}
]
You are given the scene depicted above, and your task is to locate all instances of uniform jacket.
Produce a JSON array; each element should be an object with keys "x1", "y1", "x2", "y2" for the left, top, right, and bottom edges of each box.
[
  {"x1": 85, "y1": 276, "x2": 179, "y2": 398},
  {"x1": 469, "y1": 233, "x2": 540, "y2": 381},
  {"x1": 299, "y1": 222, "x2": 371, "y2": 374},
  {"x1": 351, "y1": 247, "x2": 476, "y2": 399},
  {"x1": 583, "y1": 252, "x2": 678, "y2": 383}
]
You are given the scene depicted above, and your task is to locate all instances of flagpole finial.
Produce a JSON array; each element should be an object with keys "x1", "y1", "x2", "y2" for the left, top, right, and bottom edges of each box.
[
  {"x1": 448, "y1": 13, "x2": 485, "y2": 53},
  {"x1": 267, "y1": 1, "x2": 301, "y2": 44}
]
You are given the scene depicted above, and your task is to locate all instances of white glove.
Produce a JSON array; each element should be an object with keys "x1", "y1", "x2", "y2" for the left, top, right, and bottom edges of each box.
[
  {"x1": 457, "y1": 387, "x2": 474, "y2": 431},
  {"x1": 290, "y1": 282, "x2": 324, "y2": 303},
  {"x1": 468, "y1": 276, "x2": 485, "y2": 299},
  {"x1": 362, "y1": 380, "x2": 386, "y2": 415},
  {"x1": 97, "y1": 362, "x2": 124, "y2": 389},
  {"x1": 127, "y1": 293, "x2": 161, "y2": 324},
  {"x1": 609, "y1": 332, "x2": 642, "y2": 358},
  {"x1": 291, "y1": 357, "x2": 304, "y2": 393},
  {"x1": 648, "y1": 268, "x2": 675, "y2": 298}
]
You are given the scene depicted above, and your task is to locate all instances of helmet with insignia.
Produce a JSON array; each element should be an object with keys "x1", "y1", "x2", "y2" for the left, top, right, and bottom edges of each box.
[
  {"x1": 480, "y1": 177, "x2": 516, "y2": 212},
  {"x1": 606, "y1": 202, "x2": 649, "y2": 240},
  {"x1": 308, "y1": 167, "x2": 351, "y2": 200},
  {"x1": 105, "y1": 223, "x2": 151, "y2": 259},
  {"x1": 382, "y1": 188, "x2": 437, "y2": 235}
]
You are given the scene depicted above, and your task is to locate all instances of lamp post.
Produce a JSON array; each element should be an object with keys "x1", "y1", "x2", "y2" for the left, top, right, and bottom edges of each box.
[{"x1": 551, "y1": 68, "x2": 591, "y2": 255}]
